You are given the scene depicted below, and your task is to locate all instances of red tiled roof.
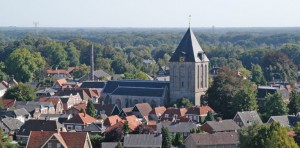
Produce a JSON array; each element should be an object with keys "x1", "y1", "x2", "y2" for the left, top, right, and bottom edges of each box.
[
  {"x1": 47, "y1": 69, "x2": 67, "y2": 74},
  {"x1": 0, "y1": 99, "x2": 15, "y2": 109},
  {"x1": 186, "y1": 106, "x2": 215, "y2": 115},
  {"x1": 124, "y1": 115, "x2": 142, "y2": 130},
  {"x1": 64, "y1": 113, "x2": 97, "y2": 124},
  {"x1": 162, "y1": 107, "x2": 187, "y2": 117},
  {"x1": 60, "y1": 132, "x2": 89, "y2": 148},
  {"x1": 134, "y1": 103, "x2": 152, "y2": 117},
  {"x1": 52, "y1": 133, "x2": 68, "y2": 148},
  {"x1": 72, "y1": 103, "x2": 87, "y2": 111},
  {"x1": 103, "y1": 115, "x2": 122, "y2": 127},
  {"x1": 39, "y1": 97, "x2": 60, "y2": 106},
  {"x1": 56, "y1": 78, "x2": 67, "y2": 87},
  {"x1": 27, "y1": 131, "x2": 56, "y2": 148},
  {"x1": 149, "y1": 106, "x2": 166, "y2": 116}
]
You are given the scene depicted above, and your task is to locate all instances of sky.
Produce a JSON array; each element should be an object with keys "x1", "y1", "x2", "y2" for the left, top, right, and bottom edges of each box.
[{"x1": 1, "y1": 0, "x2": 300, "y2": 28}]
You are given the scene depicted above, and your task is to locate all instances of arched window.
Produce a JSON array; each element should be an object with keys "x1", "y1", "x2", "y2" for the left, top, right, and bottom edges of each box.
[{"x1": 201, "y1": 64, "x2": 204, "y2": 88}]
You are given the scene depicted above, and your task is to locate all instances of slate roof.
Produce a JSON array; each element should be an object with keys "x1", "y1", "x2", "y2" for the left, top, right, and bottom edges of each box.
[
  {"x1": 0, "y1": 117, "x2": 23, "y2": 131},
  {"x1": 2, "y1": 108, "x2": 30, "y2": 118},
  {"x1": 186, "y1": 106, "x2": 215, "y2": 115},
  {"x1": 134, "y1": 103, "x2": 153, "y2": 117},
  {"x1": 157, "y1": 121, "x2": 197, "y2": 133},
  {"x1": 94, "y1": 104, "x2": 119, "y2": 116},
  {"x1": 18, "y1": 120, "x2": 63, "y2": 136},
  {"x1": 102, "y1": 80, "x2": 169, "y2": 94},
  {"x1": 267, "y1": 115, "x2": 300, "y2": 127},
  {"x1": 170, "y1": 28, "x2": 209, "y2": 62},
  {"x1": 82, "y1": 122, "x2": 102, "y2": 132},
  {"x1": 235, "y1": 111, "x2": 263, "y2": 126},
  {"x1": 101, "y1": 142, "x2": 120, "y2": 148},
  {"x1": 35, "y1": 88, "x2": 57, "y2": 94},
  {"x1": 111, "y1": 87, "x2": 165, "y2": 97},
  {"x1": 124, "y1": 134, "x2": 162, "y2": 147},
  {"x1": 202, "y1": 120, "x2": 240, "y2": 132},
  {"x1": 186, "y1": 132, "x2": 239, "y2": 146},
  {"x1": 80, "y1": 81, "x2": 106, "y2": 89}
]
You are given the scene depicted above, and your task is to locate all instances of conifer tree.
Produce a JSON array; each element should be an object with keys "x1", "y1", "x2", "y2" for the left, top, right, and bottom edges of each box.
[
  {"x1": 161, "y1": 127, "x2": 171, "y2": 148},
  {"x1": 123, "y1": 121, "x2": 130, "y2": 134},
  {"x1": 205, "y1": 111, "x2": 215, "y2": 122},
  {"x1": 86, "y1": 100, "x2": 96, "y2": 117},
  {"x1": 172, "y1": 133, "x2": 184, "y2": 147}
]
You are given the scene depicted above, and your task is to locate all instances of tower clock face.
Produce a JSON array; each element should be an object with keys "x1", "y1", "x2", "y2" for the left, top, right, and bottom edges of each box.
[{"x1": 180, "y1": 56, "x2": 185, "y2": 62}]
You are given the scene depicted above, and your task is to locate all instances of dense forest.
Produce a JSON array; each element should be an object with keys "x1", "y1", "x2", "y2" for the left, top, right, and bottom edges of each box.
[{"x1": 0, "y1": 27, "x2": 300, "y2": 84}]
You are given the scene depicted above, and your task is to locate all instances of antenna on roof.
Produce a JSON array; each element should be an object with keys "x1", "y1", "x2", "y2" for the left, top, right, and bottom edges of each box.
[{"x1": 189, "y1": 15, "x2": 191, "y2": 28}]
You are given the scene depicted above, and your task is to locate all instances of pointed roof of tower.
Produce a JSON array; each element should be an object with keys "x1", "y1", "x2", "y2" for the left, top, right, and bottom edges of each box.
[{"x1": 170, "y1": 27, "x2": 209, "y2": 62}]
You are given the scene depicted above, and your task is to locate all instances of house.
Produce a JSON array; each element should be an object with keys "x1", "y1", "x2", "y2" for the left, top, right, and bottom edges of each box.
[
  {"x1": 0, "y1": 99, "x2": 16, "y2": 109},
  {"x1": 161, "y1": 107, "x2": 187, "y2": 121},
  {"x1": 185, "y1": 105, "x2": 215, "y2": 123},
  {"x1": 184, "y1": 132, "x2": 239, "y2": 148},
  {"x1": 0, "y1": 117, "x2": 23, "y2": 133},
  {"x1": 201, "y1": 119, "x2": 240, "y2": 134},
  {"x1": 119, "y1": 107, "x2": 134, "y2": 117},
  {"x1": 94, "y1": 104, "x2": 120, "y2": 117},
  {"x1": 63, "y1": 113, "x2": 97, "y2": 131},
  {"x1": 157, "y1": 121, "x2": 197, "y2": 138},
  {"x1": 38, "y1": 114, "x2": 62, "y2": 121},
  {"x1": 39, "y1": 97, "x2": 64, "y2": 114},
  {"x1": 47, "y1": 69, "x2": 71, "y2": 78},
  {"x1": 131, "y1": 103, "x2": 153, "y2": 118},
  {"x1": 104, "y1": 115, "x2": 142, "y2": 133},
  {"x1": 14, "y1": 101, "x2": 55, "y2": 118},
  {"x1": 52, "y1": 78, "x2": 68, "y2": 89},
  {"x1": 83, "y1": 122, "x2": 104, "y2": 135},
  {"x1": 0, "y1": 77, "x2": 18, "y2": 97},
  {"x1": 101, "y1": 142, "x2": 120, "y2": 148},
  {"x1": 26, "y1": 131, "x2": 92, "y2": 148},
  {"x1": 57, "y1": 88, "x2": 99, "y2": 102},
  {"x1": 66, "y1": 103, "x2": 87, "y2": 115},
  {"x1": 17, "y1": 119, "x2": 63, "y2": 145},
  {"x1": 233, "y1": 111, "x2": 263, "y2": 127},
  {"x1": 59, "y1": 94, "x2": 82, "y2": 111},
  {"x1": 123, "y1": 134, "x2": 162, "y2": 148},
  {"x1": 35, "y1": 88, "x2": 57, "y2": 96},
  {"x1": 149, "y1": 106, "x2": 166, "y2": 121},
  {"x1": 267, "y1": 115, "x2": 300, "y2": 127},
  {"x1": 103, "y1": 115, "x2": 122, "y2": 127},
  {"x1": 0, "y1": 108, "x2": 31, "y2": 123}
]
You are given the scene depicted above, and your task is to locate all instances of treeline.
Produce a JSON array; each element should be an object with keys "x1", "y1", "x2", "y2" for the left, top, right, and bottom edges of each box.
[{"x1": 0, "y1": 28, "x2": 300, "y2": 83}]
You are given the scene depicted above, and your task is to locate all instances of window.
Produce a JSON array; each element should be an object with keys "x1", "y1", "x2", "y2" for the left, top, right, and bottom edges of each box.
[
  {"x1": 48, "y1": 143, "x2": 52, "y2": 148},
  {"x1": 194, "y1": 116, "x2": 197, "y2": 120},
  {"x1": 57, "y1": 143, "x2": 61, "y2": 148},
  {"x1": 174, "y1": 114, "x2": 178, "y2": 119},
  {"x1": 165, "y1": 114, "x2": 169, "y2": 118},
  {"x1": 67, "y1": 125, "x2": 73, "y2": 130}
]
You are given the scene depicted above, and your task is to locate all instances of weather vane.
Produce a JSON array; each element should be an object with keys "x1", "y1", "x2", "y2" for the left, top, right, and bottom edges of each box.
[{"x1": 189, "y1": 15, "x2": 191, "y2": 28}]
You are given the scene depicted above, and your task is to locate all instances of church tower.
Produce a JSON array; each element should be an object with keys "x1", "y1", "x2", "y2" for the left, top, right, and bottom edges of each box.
[{"x1": 169, "y1": 27, "x2": 209, "y2": 105}]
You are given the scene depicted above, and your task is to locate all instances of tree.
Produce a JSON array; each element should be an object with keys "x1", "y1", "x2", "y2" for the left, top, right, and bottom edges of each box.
[
  {"x1": 0, "y1": 62, "x2": 8, "y2": 81},
  {"x1": 90, "y1": 135, "x2": 105, "y2": 148},
  {"x1": 261, "y1": 92, "x2": 288, "y2": 122},
  {"x1": 136, "y1": 124, "x2": 154, "y2": 134},
  {"x1": 294, "y1": 122, "x2": 300, "y2": 146},
  {"x1": 169, "y1": 98, "x2": 193, "y2": 108},
  {"x1": 72, "y1": 64, "x2": 90, "y2": 79},
  {"x1": 105, "y1": 126, "x2": 124, "y2": 142},
  {"x1": 86, "y1": 100, "x2": 96, "y2": 117},
  {"x1": 205, "y1": 111, "x2": 215, "y2": 122},
  {"x1": 288, "y1": 91, "x2": 300, "y2": 115},
  {"x1": 207, "y1": 67, "x2": 246, "y2": 119},
  {"x1": 3, "y1": 83, "x2": 36, "y2": 101},
  {"x1": 5, "y1": 47, "x2": 45, "y2": 82},
  {"x1": 65, "y1": 42, "x2": 80, "y2": 66},
  {"x1": 172, "y1": 133, "x2": 184, "y2": 147},
  {"x1": 251, "y1": 64, "x2": 267, "y2": 85},
  {"x1": 43, "y1": 42, "x2": 69, "y2": 69},
  {"x1": 111, "y1": 59, "x2": 126, "y2": 74},
  {"x1": 231, "y1": 81, "x2": 258, "y2": 113},
  {"x1": 116, "y1": 142, "x2": 123, "y2": 148},
  {"x1": 123, "y1": 121, "x2": 130, "y2": 134},
  {"x1": 0, "y1": 128, "x2": 10, "y2": 148},
  {"x1": 80, "y1": 108, "x2": 84, "y2": 113},
  {"x1": 161, "y1": 127, "x2": 171, "y2": 148}
]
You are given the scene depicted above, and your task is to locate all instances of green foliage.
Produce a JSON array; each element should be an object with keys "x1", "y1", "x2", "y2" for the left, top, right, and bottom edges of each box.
[
  {"x1": 0, "y1": 62, "x2": 8, "y2": 81},
  {"x1": 115, "y1": 142, "x2": 123, "y2": 148},
  {"x1": 105, "y1": 126, "x2": 124, "y2": 142},
  {"x1": 80, "y1": 108, "x2": 84, "y2": 113},
  {"x1": 37, "y1": 77, "x2": 55, "y2": 88},
  {"x1": 205, "y1": 111, "x2": 215, "y2": 122},
  {"x1": 73, "y1": 64, "x2": 90, "y2": 79},
  {"x1": 161, "y1": 127, "x2": 171, "y2": 148},
  {"x1": 190, "y1": 128, "x2": 203, "y2": 134},
  {"x1": 231, "y1": 81, "x2": 258, "y2": 113},
  {"x1": 3, "y1": 83, "x2": 36, "y2": 101},
  {"x1": 5, "y1": 47, "x2": 45, "y2": 82},
  {"x1": 43, "y1": 42, "x2": 69, "y2": 69},
  {"x1": 251, "y1": 64, "x2": 267, "y2": 85},
  {"x1": 169, "y1": 98, "x2": 193, "y2": 108},
  {"x1": 123, "y1": 121, "x2": 130, "y2": 134},
  {"x1": 86, "y1": 100, "x2": 96, "y2": 117},
  {"x1": 207, "y1": 67, "x2": 257, "y2": 119},
  {"x1": 288, "y1": 92, "x2": 300, "y2": 115},
  {"x1": 172, "y1": 133, "x2": 184, "y2": 147},
  {"x1": 280, "y1": 43, "x2": 300, "y2": 69},
  {"x1": 294, "y1": 122, "x2": 300, "y2": 146},
  {"x1": 124, "y1": 71, "x2": 148, "y2": 80},
  {"x1": 90, "y1": 135, "x2": 105, "y2": 148},
  {"x1": 240, "y1": 122, "x2": 298, "y2": 148},
  {"x1": 261, "y1": 92, "x2": 288, "y2": 122}
]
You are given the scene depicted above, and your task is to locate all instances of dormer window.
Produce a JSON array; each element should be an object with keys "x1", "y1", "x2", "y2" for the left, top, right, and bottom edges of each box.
[{"x1": 180, "y1": 51, "x2": 186, "y2": 62}]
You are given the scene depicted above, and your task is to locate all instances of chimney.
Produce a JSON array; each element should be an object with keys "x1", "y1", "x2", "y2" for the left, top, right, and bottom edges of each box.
[{"x1": 90, "y1": 44, "x2": 94, "y2": 81}]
